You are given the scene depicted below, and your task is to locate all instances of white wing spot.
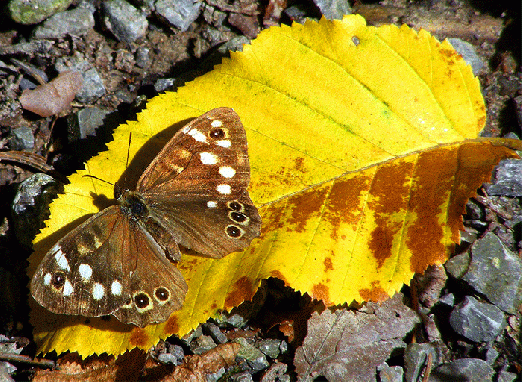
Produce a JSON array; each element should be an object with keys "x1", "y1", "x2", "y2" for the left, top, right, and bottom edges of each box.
[
  {"x1": 111, "y1": 280, "x2": 122, "y2": 296},
  {"x1": 44, "y1": 273, "x2": 52, "y2": 285},
  {"x1": 211, "y1": 119, "x2": 223, "y2": 127},
  {"x1": 188, "y1": 128, "x2": 207, "y2": 142},
  {"x1": 216, "y1": 140, "x2": 231, "y2": 148},
  {"x1": 63, "y1": 280, "x2": 74, "y2": 296},
  {"x1": 54, "y1": 248, "x2": 70, "y2": 271},
  {"x1": 93, "y1": 283, "x2": 105, "y2": 300},
  {"x1": 207, "y1": 201, "x2": 217, "y2": 208},
  {"x1": 79, "y1": 264, "x2": 92, "y2": 281},
  {"x1": 219, "y1": 166, "x2": 236, "y2": 178},
  {"x1": 217, "y1": 184, "x2": 231, "y2": 194},
  {"x1": 200, "y1": 152, "x2": 218, "y2": 165}
]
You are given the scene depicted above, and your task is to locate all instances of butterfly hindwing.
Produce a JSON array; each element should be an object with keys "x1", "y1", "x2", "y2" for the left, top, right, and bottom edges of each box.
[
  {"x1": 30, "y1": 206, "x2": 188, "y2": 327},
  {"x1": 31, "y1": 206, "x2": 131, "y2": 318}
]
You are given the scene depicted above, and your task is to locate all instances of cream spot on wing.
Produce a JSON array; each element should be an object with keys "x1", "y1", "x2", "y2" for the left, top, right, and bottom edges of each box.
[
  {"x1": 79, "y1": 264, "x2": 92, "y2": 282},
  {"x1": 211, "y1": 119, "x2": 223, "y2": 127},
  {"x1": 63, "y1": 280, "x2": 74, "y2": 296},
  {"x1": 216, "y1": 140, "x2": 231, "y2": 148},
  {"x1": 44, "y1": 273, "x2": 52, "y2": 285},
  {"x1": 200, "y1": 152, "x2": 218, "y2": 165},
  {"x1": 178, "y1": 149, "x2": 191, "y2": 159},
  {"x1": 54, "y1": 248, "x2": 70, "y2": 271},
  {"x1": 217, "y1": 184, "x2": 231, "y2": 194},
  {"x1": 93, "y1": 283, "x2": 105, "y2": 300},
  {"x1": 188, "y1": 128, "x2": 207, "y2": 142},
  {"x1": 111, "y1": 280, "x2": 122, "y2": 296},
  {"x1": 207, "y1": 201, "x2": 217, "y2": 208},
  {"x1": 219, "y1": 166, "x2": 236, "y2": 178}
]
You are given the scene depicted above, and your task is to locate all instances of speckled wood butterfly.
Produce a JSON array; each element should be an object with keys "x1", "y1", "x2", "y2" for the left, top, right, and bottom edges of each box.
[{"x1": 31, "y1": 108, "x2": 262, "y2": 327}]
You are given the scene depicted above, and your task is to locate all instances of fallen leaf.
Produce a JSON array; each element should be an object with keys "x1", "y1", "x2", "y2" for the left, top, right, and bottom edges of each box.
[
  {"x1": 28, "y1": 15, "x2": 521, "y2": 356},
  {"x1": 20, "y1": 71, "x2": 83, "y2": 117},
  {"x1": 294, "y1": 293, "x2": 420, "y2": 381}
]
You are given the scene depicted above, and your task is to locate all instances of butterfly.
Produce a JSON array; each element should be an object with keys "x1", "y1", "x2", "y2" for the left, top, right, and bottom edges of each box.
[{"x1": 30, "y1": 108, "x2": 262, "y2": 327}]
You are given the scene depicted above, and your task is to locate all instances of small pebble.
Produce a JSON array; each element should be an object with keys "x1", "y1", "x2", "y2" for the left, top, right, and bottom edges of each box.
[{"x1": 449, "y1": 296, "x2": 506, "y2": 343}]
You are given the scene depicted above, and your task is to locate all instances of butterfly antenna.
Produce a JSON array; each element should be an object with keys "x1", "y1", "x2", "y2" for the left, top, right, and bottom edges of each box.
[{"x1": 126, "y1": 132, "x2": 132, "y2": 168}]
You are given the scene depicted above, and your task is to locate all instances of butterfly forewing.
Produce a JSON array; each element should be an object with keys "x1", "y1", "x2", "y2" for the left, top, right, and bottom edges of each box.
[{"x1": 137, "y1": 108, "x2": 261, "y2": 258}]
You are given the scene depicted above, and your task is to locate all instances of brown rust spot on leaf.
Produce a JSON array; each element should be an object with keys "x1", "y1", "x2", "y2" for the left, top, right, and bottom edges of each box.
[
  {"x1": 359, "y1": 281, "x2": 389, "y2": 302},
  {"x1": 368, "y1": 160, "x2": 414, "y2": 268},
  {"x1": 326, "y1": 175, "x2": 371, "y2": 239},
  {"x1": 406, "y1": 147, "x2": 454, "y2": 273},
  {"x1": 270, "y1": 269, "x2": 288, "y2": 285},
  {"x1": 287, "y1": 184, "x2": 330, "y2": 233},
  {"x1": 324, "y1": 256, "x2": 334, "y2": 272},
  {"x1": 225, "y1": 276, "x2": 254, "y2": 309},
  {"x1": 312, "y1": 283, "x2": 331, "y2": 305},
  {"x1": 129, "y1": 327, "x2": 148, "y2": 347},
  {"x1": 164, "y1": 315, "x2": 179, "y2": 335}
]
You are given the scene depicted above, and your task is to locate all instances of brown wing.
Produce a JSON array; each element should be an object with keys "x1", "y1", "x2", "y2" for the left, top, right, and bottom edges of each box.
[
  {"x1": 30, "y1": 205, "x2": 187, "y2": 326},
  {"x1": 136, "y1": 108, "x2": 261, "y2": 258}
]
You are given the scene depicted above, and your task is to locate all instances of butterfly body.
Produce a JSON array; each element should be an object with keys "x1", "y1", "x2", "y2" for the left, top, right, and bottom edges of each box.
[{"x1": 31, "y1": 108, "x2": 261, "y2": 327}]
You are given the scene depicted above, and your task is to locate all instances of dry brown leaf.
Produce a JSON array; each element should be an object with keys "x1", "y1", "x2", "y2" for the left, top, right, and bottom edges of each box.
[
  {"x1": 161, "y1": 342, "x2": 240, "y2": 382},
  {"x1": 20, "y1": 71, "x2": 83, "y2": 117},
  {"x1": 32, "y1": 350, "x2": 145, "y2": 382},
  {"x1": 294, "y1": 293, "x2": 420, "y2": 381}
]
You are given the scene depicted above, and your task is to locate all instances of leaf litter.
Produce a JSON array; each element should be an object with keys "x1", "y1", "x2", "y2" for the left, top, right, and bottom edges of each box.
[{"x1": 294, "y1": 293, "x2": 420, "y2": 381}]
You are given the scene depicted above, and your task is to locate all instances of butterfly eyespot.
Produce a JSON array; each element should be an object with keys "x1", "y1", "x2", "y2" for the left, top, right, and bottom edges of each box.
[
  {"x1": 229, "y1": 211, "x2": 248, "y2": 224},
  {"x1": 134, "y1": 292, "x2": 151, "y2": 309},
  {"x1": 52, "y1": 272, "x2": 66, "y2": 288},
  {"x1": 226, "y1": 225, "x2": 243, "y2": 238},
  {"x1": 209, "y1": 128, "x2": 225, "y2": 139},
  {"x1": 154, "y1": 287, "x2": 170, "y2": 302},
  {"x1": 228, "y1": 201, "x2": 244, "y2": 212}
]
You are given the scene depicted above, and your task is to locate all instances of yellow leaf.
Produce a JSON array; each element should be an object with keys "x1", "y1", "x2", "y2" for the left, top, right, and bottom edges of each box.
[{"x1": 28, "y1": 15, "x2": 521, "y2": 356}]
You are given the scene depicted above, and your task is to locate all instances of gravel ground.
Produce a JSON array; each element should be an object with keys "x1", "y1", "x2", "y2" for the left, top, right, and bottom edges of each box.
[{"x1": 0, "y1": 0, "x2": 520, "y2": 381}]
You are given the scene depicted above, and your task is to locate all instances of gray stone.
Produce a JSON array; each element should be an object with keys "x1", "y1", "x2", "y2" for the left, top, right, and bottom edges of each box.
[
  {"x1": 8, "y1": 0, "x2": 73, "y2": 24},
  {"x1": 190, "y1": 334, "x2": 216, "y2": 355},
  {"x1": 313, "y1": 0, "x2": 352, "y2": 20},
  {"x1": 497, "y1": 369, "x2": 518, "y2": 382},
  {"x1": 484, "y1": 346, "x2": 498, "y2": 364},
  {"x1": 33, "y1": 7, "x2": 94, "y2": 38},
  {"x1": 67, "y1": 107, "x2": 110, "y2": 142},
  {"x1": 444, "y1": 252, "x2": 471, "y2": 279},
  {"x1": 135, "y1": 47, "x2": 150, "y2": 68},
  {"x1": 429, "y1": 358, "x2": 494, "y2": 382},
  {"x1": 236, "y1": 338, "x2": 269, "y2": 371},
  {"x1": 448, "y1": 38, "x2": 485, "y2": 75},
  {"x1": 103, "y1": 0, "x2": 148, "y2": 44},
  {"x1": 377, "y1": 363, "x2": 403, "y2": 382},
  {"x1": 449, "y1": 296, "x2": 506, "y2": 343},
  {"x1": 76, "y1": 68, "x2": 106, "y2": 103},
  {"x1": 155, "y1": 0, "x2": 202, "y2": 32},
  {"x1": 485, "y1": 159, "x2": 522, "y2": 196},
  {"x1": 438, "y1": 293, "x2": 455, "y2": 307},
  {"x1": 230, "y1": 372, "x2": 253, "y2": 382},
  {"x1": 463, "y1": 232, "x2": 522, "y2": 313},
  {"x1": 11, "y1": 174, "x2": 60, "y2": 248},
  {"x1": 206, "y1": 366, "x2": 225, "y2": 382},
  {"x1": 256, "y1": 339, "x2": 281, "y2": 359},
  {"x1": 154, "y1": 78, "x2": 177, "y2": 93},
  {"x1": 9, "y1": 126, "x2": 35, "y2": 151},
  {"x1": 156, "y1": 343, "x2": 184, "y2": 365},
  {"x1": 404, "y1": 343, "x2": 444, "y2": 382},
  {"x1": 203, "y1": 323, "x2": 227, "y2": 344}
]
